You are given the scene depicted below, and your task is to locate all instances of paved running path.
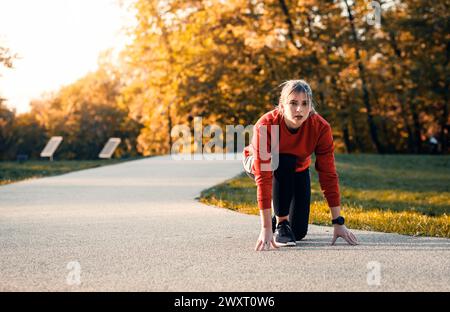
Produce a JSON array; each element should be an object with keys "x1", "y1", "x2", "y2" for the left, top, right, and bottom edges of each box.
[{"x1": 1, "y1": 154, "x2": 449, "y2": 291}]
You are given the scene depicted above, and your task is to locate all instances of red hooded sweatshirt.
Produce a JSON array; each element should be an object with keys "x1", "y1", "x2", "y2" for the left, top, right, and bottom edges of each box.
[{"x1": 243, "y1": 108, "x2": 340, "y2": 210}]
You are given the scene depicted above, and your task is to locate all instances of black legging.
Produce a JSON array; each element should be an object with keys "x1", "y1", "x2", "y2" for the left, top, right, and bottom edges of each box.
[
  {"x1": 244, "y1": 153, "x2": 311, "y2": 240},
  {"x1": 272, "y1": 154, "x2": 311, "y2": 241}
]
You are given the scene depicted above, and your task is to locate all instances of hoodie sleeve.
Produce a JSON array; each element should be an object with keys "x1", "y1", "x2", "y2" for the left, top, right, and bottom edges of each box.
[
  {"x1": 314, "y1": 123, "x2": 341, "y2": 208},
  {"x1": 252, "y1": 123, "x2": 273, "y2": 210}
]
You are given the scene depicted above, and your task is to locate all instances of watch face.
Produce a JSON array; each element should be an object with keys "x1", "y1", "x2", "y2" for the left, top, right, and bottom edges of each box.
[{"x1": 333, "y1": 216, "x2": 345, "y2": 225}]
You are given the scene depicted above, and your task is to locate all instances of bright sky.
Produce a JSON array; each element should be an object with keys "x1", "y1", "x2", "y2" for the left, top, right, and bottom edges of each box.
[{"x1": 0, "y1": 0, "x2": 134, "y2": 114}]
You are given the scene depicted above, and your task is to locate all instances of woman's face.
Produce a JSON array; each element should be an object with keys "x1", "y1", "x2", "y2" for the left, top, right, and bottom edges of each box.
[{"x1": 282, "y1": 92, "x2": 312, "y2": 129}]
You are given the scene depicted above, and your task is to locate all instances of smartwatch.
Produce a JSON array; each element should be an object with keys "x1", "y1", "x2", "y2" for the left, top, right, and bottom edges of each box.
[{"x1": 332, "y1": 216, "x2": 345, "y2": 225}]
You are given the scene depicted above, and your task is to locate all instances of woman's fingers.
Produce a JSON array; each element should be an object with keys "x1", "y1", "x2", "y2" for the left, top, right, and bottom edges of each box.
[
  {"x1": 344, "y1": 234, "x2": 354, "y2": 245},
  {"x1": 331, "y1": 232, "x2": 355, "y2": 246},
  {"x1": 345, "y1": 233, "x2": 358, "y2": 245},
  {"x1": 271, "y1": 238, "x2": 279, "y2": 249},
  {"x1": 258, "y1": 241, "x2": 265, "y2": 251},
  {"x1": 331, "y1": 232, "x2": 359, "y2": 246},
  {"x1": 255, "y1": 239, "x2": 263, "y2": 251},
  {"x1": 331, "y1": 234, "x2": 338, "y2": 245},
  {"x1": 345, "y1": 234, "x2": 355, "y2": 245},
  {"x1": 256, "y1": 238, "x2": 279, "y2": 251},
  {"x1": 342, "y1": 233, "x2": 350, "y2": 244},
  {"x1": 348, "y1": 233, "x2": 356, "y2": 245},
  {"x1": 347, "y1": 231, "x2": 357, "y2": 245},
  {"x1": 256, "y1": 227, "x2": 280, "y2": 251},
  {"x1": 350, "y1": 232, "x2": 358, "y2": 244},
  {"x1": 352, "y1": 235, "x2": 359, "y2": 245}
]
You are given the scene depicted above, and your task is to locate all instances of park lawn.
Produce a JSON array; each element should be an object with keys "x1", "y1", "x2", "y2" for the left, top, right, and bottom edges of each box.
[
  {"x1": 0, "y1": 159, "x2": 133, "y2": 186},
  {"x1": 200, "y1": 154, "x2": 450, "y2": 238}
]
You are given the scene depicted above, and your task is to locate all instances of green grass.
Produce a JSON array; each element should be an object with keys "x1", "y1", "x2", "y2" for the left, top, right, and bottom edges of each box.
[
  {"x1": 200, "y1": 154, "x2": 450, "y2": 238},
  {"x1": 0, "y1": 158, "x2": 138, "y2": 185}
]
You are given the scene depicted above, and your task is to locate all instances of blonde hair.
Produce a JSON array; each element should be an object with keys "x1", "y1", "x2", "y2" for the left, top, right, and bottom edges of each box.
[{"x1": 277, "y1": 80, "x2": 317, "y2": 114}]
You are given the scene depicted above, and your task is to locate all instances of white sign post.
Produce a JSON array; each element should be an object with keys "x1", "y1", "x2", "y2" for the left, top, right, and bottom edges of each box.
[
  {"x1": 99, "y1": 138, "x2": 121, "y2": 159},
  {"x1": 40, "y1": 136, "x2": 63, "y2": 161}
]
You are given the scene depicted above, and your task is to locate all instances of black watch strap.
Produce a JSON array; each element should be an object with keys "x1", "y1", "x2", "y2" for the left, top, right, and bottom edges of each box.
[{"x1": 332, "y1": 216, "x2": 345, "y2": 225}]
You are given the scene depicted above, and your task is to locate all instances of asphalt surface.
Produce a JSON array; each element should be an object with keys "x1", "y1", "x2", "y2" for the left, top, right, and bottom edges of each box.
[{"x1": 0, "y1": 154, "x2": 449, "y2": 291}]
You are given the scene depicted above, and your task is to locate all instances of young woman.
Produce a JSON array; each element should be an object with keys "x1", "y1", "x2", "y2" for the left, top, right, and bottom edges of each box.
[{"x1": 243, "y1": 80, "x2": 358, "y2": 251}]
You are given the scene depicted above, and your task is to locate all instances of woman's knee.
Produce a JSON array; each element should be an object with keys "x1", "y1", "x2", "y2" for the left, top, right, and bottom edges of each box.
[
  {"x1": 274, "y1": 153, "x2": 298, "y2": 173},
  {"x1": 295, "y1": 231, "x2": 307, "y2": 241},
  {"x1": 243, "y1": 155, "x2": 255, "y2": 180},
  {"x1": 292, "y1": 223, "x2": 308, "y2": 241}
]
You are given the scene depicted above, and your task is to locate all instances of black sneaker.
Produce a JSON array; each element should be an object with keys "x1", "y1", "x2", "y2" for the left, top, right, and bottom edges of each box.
[{"x1": 274, "y1": 220, "x2": 297, "y2": 247}]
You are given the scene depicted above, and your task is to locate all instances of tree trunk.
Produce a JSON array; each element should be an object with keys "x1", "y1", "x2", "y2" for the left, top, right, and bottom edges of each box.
[
  {"x1": 346, "y1": 93, "x2": 365, "y2": 152},
  {"x1": 157, "y1": 12, "x2": 176, "y2": 154},
  {"x1": 343, "y1": 0, "x2": 384, "y2": 153},
  {"x1": 387, "y1": 31, "x2": 416, "y2": 153},
  {"x1": 277, "y1": 0, "x2": 301, "y2": 50},
  {"x1": 342, "y1": 125, "x2": 353, "y2": 153},
  {"x1": 371, "y1": 86, "x2": 396, "y2": 153},
  {"x1": 439, "y1": 41, "x2": 449, "y2": 153},
  {"x1": 408, "y1": 88, "x2": 423, "y2": 153}
]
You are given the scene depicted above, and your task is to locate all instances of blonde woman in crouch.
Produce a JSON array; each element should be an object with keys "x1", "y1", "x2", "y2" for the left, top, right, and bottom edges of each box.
[{"x1": 243, "y1": 80, "x2": 358, "y2": 251}]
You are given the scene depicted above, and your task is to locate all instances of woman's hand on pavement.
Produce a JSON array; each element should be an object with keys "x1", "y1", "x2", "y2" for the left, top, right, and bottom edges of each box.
[
  {"x1": 255, "y1": 227, "x2": 279, "y2": 251},
  {"x1": 331, "y1": 225, "x2": 358, "y2": 245}
]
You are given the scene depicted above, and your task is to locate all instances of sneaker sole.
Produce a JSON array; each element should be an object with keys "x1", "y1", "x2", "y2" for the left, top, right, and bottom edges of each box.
[{"x1": 275, "y1": 241, "x2": 296, "y2": 247}]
